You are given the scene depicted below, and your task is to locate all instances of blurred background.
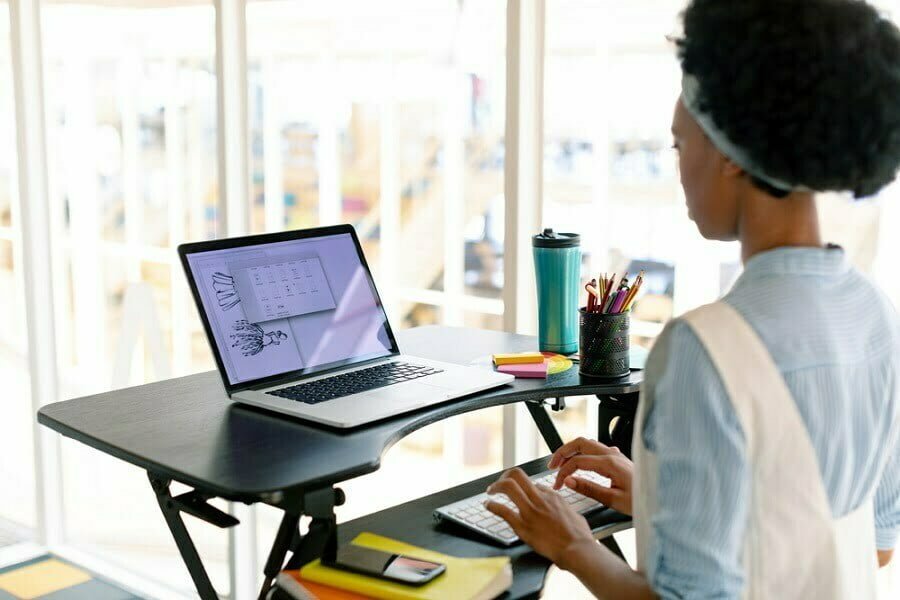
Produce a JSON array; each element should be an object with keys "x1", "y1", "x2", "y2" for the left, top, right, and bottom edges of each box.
[{"x1": 0, "y1": 0, "x2": 898, "y2": 597}]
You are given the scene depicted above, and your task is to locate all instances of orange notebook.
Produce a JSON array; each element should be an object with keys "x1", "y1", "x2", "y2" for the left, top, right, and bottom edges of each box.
[{"x1": 277, "y1": 570, "x2": 372, "y2": 600}]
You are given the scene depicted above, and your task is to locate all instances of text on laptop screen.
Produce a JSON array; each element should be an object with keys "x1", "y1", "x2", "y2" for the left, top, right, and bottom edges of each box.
[{"x1": 185, "y1": 233, "x2": 394, "y2": 385}]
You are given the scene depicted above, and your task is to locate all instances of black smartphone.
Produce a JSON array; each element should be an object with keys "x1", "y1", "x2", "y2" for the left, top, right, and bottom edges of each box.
[{"x1": 323, "y1": 544, "x2": 446, "y2": 586}]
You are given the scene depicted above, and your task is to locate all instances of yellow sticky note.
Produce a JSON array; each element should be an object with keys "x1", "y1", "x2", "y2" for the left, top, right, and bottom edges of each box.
[
  {"x1": 492, "y1": 352, "x2": 545, "y2": 365},
  {"x1": 0, "y1": 558, "x2": 91, "y2": 599}
]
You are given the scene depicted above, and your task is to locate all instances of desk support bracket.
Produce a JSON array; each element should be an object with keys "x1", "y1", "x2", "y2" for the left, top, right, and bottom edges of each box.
[
  {"x1": 525, "y1": 401, "x2": 564, "y2": 452},
  {"x1": 149, "y1": 474, "x2": 230, "y2": 600},
  {"x1": 258, "y1": 486, "x2": 345, "y2": 600},
  {"x1": 595, "y1": 393, "x2": 640, "y2": 458}
]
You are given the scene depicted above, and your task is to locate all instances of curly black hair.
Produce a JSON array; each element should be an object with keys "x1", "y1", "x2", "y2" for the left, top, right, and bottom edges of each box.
[{"x1": 676, "y1": 0, "x2": 900, "y2": 198}]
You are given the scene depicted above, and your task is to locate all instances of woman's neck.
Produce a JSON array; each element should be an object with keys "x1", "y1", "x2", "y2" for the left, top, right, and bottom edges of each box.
[{"x1": 737, "y1": 187, "x2": 823, "y2": 264}]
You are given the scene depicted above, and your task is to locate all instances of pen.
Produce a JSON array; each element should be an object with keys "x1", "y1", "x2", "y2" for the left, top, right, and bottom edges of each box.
[
  {"x1": 586, "y1": 279, "x2": 597, "y2": 311},
  {"x1": 610, "y1": 289, "x2": 628, "y2": 314},
  {"x1": 602, "y1": 289, "x2": 618, "y2": 313},
  {"x1": 585, "y1": 280, "x2": 599, "y2": 312}
]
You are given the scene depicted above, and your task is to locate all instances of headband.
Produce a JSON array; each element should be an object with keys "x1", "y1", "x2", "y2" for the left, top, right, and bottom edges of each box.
[{"x1": 681, "y1": 73, "x2": 811, "y2": 193}]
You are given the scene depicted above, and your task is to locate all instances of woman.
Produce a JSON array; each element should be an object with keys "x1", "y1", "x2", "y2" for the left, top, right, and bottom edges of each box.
[{"x1": 485, "y1": 0, "x2": 900, "y2": 597}]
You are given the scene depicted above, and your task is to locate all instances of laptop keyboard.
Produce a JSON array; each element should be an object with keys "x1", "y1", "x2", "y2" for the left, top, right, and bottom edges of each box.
[{"x1": 267, "y1": 362, "x2": 443, "y2": 405}]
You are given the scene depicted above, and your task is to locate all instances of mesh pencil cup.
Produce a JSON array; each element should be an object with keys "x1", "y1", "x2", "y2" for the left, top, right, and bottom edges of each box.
[{"x1": 579, "y1": 308, "x2": 630, "y2": 379}]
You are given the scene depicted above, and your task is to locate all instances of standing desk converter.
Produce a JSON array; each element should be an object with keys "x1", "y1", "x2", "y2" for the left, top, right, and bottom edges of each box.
[{"x1": 38, "y1": 326, "x2": 642, "y2": 599}]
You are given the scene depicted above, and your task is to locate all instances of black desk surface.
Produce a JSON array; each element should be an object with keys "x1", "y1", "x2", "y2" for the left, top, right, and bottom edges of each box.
[{"x1": 38, "y1": 326, "x2": 642, "y2": 501}]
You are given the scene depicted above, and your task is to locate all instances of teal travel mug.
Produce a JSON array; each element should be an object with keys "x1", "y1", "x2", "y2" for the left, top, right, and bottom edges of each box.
[{"x1": 532, "y1": 229, "x2": 581, "y2": 354}]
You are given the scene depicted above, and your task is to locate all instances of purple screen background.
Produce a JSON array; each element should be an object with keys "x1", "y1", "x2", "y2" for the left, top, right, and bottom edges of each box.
[{"x1": 186, "y1": 233, "x2": 393, "y2": 385}]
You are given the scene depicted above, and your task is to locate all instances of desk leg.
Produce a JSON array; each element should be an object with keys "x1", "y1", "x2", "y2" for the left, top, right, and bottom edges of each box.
[
  {"x1": 596, "y1": 392, "x2": 639, "y2": 459},
  {"x1": 258, "y1": 511, "x2": 301, "y2": 600},
  {"x1": 525, "y1": 401, "x2": 564, "y2": 452},
  {"x1": 600, "y1": 535, "x2": 626, "y2": 561},
  {"x1": 149, "y1": 476, "x2": 219, "y2": 600}
]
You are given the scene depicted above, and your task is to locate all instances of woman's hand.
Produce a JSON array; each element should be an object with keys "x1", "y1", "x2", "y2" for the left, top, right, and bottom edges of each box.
[
  {"x1": 484, "y1": 468, "x2": 597, "y2": 570},
  {"x1": 548, "y1": 437, "x2": 635, "y2": 516}
]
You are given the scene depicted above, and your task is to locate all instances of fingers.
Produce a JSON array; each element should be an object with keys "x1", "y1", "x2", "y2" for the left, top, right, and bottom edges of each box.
[
  {"x1": 554, "y1": 455, "x2": 601, "y2": 489},
  {"x1": 548, "y1": 436, "x2": 620, "y2": 469},
  {"x1": 553, "y1": 454, "x2": 629, "y2": 490},
  {"x1": 500, "y1": 468, "x2": 545, "y2": 505},
  {"x1": 484, "y1": 500, "x2": 523, "y2": 530},
  {"x1": 487, "y1": 476, "x2": 536, "y2": 515},
  {"x1": 563, "y1": 475, "x2": 622, "y2": 505}
]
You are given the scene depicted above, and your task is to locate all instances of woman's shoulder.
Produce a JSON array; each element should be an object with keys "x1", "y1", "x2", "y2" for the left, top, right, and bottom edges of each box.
[
  {"x1": 837, "y1": 266, "x2": 900, "y2": 351},
  {"x1": 723, "y1": 265, "x2": 900, "y2": 370},
  {"x1": 645, "y1": 317, "x2": 719, "y2": 387}
]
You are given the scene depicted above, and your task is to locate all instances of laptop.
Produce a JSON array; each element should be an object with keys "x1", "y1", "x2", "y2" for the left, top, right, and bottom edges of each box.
[{"x1": 178, "y1": 225, "x2": 514, "y2": 428}]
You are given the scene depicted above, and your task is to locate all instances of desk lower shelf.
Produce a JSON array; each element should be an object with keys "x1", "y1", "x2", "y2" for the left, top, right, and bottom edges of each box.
[{"x1": 335, "y1": 456, "x2": 632, "y2": 600}]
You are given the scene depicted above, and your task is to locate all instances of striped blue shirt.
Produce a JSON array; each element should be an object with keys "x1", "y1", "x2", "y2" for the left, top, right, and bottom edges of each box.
[{"x1": 642, "y1": 246, "x2": 900, "y2": 599}]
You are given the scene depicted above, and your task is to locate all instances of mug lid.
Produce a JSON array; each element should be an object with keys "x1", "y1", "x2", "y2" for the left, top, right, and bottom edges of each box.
[{"x1": 532, "y1": 228, "x2": 580, "y2": 248}]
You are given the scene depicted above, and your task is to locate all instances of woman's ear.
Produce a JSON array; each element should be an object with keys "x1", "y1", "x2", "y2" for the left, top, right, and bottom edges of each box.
[{"x1": 720, "y1": 154, "x2": 744, "y2": 178}]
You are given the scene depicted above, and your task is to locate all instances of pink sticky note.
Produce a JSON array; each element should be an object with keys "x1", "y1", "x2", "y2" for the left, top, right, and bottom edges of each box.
[{"x1": 497, "y1": 362, "x2": 548, "y2": 378}]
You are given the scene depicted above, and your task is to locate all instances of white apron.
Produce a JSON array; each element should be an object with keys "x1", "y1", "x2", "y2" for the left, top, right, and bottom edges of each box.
[{"x1": 632, "y1": 302, "x2": 879, "y2": 599}]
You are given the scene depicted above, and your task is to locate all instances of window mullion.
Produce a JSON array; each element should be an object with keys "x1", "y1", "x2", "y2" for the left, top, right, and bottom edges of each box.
[
  {"x1": 502, "y1": 0, "x2": 546, "y2": 468},
  {"x1": 216, "y1": 1, "x2": 257, "y2": 598},
  {"x1": 216, "y1": 0, "x2": 250, "y2": 237},
  {"x1": 9, "y1": 0, "x2": 64, "y2": 548}
]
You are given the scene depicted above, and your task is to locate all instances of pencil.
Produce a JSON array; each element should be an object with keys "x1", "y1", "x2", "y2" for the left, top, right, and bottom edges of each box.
[
  {"x1": 600, "y1": 272, "x2": 616, "y2": 309},
  {"x1": 622, "y1": 272, "x2": 644, "y2": 312},
  {"x1": 598, "y1": 276, "x2": 606, "y2": 308}
]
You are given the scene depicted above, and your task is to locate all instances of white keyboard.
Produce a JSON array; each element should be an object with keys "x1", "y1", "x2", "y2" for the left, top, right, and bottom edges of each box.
[{"x1": 433, "y1": 469, "x2": 610, "y2": 546}]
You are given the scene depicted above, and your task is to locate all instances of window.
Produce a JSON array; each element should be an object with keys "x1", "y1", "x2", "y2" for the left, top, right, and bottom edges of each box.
[
  {"x1": 0, "y1": 0, "x2": 35, "y2": 543},
  {"x1": 4, "y1": 0, "x2": 898, "y2": 596},
  {"x1": 544, "y1": 0, "x2": 736, "y2": 348},
  {"x1": 246, "y1": 0, "x2": 506, "y2": 326},
  {"x1": 41, "y1": 2, "x2": 226, "y2": 595},
  {"x1": 244, "y1": 0, "x2": 512, "y2": 581}
]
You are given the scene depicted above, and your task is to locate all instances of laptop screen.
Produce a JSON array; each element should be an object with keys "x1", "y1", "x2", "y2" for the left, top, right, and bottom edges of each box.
[{"x1": 183, "y1": 231, "x2": 396, "y2": 387}]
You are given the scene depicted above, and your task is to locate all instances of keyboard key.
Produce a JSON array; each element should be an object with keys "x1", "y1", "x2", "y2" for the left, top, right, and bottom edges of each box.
[
  {"x1": 435, "y1": 466, "x2": 613, "y2": 545},
  {"x1": 268, "y1": 362, "x2": 439, "y2": 404},
  {"x1": 572, "y1": 498, "x2": 595, "y2": 511}
]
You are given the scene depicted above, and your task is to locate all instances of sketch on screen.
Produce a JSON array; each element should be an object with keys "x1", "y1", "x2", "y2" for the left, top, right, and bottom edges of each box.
[
  {"x1": 212, "y1": 271, "x2": 241, "y2": 311},
  {"x1": 227, "y1": 255, "x2": 336, "y2": 323},
  {"x1": 230, "y1": 320, "x2": 289, "y2": 356}
]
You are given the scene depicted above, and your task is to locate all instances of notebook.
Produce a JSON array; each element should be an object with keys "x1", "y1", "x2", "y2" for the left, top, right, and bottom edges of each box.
[
  {"x1": 295, "y1": 533, "x2": 511, "y2": 600},
  {"x1": 276, "y1": 571, "x2": 370, "y2": 599}
]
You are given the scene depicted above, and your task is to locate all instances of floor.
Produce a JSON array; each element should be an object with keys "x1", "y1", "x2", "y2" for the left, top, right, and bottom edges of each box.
[{"x1": 0, "y1": 556, "x2": 141, "y2": 600}]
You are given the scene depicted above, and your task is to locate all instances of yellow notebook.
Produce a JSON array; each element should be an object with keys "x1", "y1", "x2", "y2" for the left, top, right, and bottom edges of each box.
[
  {"x1": 299, "y1": 533, "x2": 511, "y2": 600},
  {"x1": 492, "y1": 352, "x2": 545, "y2": 365}
]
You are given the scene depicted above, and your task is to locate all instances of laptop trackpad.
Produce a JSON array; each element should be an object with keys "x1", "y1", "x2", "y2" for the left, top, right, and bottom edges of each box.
[{"x1": 366, "y1": 381, "x2": 448, "y2": 407}]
